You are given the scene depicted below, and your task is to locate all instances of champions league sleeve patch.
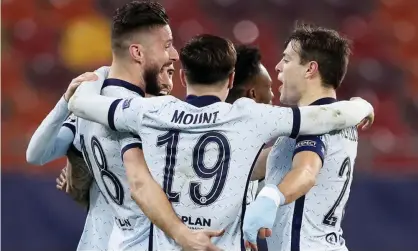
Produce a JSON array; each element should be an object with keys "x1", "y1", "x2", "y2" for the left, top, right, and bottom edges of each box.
[
  {"x1": 123, "y1": 98, "x2": 133, "y2": 110},
  {"x1": 293, "y1": 135, "x2": 326, "y2": 164}
]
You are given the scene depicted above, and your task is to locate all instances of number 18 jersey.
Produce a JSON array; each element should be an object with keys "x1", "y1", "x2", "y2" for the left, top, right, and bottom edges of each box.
[
  {"x1": 77, "y1": 79, "x2": 150, "y2": 251},
  {"x1": 109, "y1": 95, "x2": 301, "y2": 251}
]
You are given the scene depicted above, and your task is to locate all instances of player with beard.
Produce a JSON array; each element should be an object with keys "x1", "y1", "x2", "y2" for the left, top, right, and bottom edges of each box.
[
  {"x1": 26, "y1": 2, "x2": 181, "y2": 250},
  {"x1": 68, "y1": 34, "x2": 374, "y2": 251},
  {"x1": 56, "y1": 63, "x2": 175, "y2": 193}
]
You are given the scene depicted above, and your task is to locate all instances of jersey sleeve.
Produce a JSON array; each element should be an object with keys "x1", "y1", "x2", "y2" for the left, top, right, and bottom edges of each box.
[
  {"x1": 248, "y1": 102, "x2": 301, "y2": 143},
  {"x1": 297, "y1": 99, "x2": 373, "y2": 135},
  {"x1": 108, "y1": 97, "x2": 150, "y2": 133},
  {"x1": 293, "y1": 135, "x2": 326, "y2": 166},
  {"x1": 62, "y1": 114, "x2": 77, "y2": 135},
  {"x1": 26, "y1": 96, "x2": 76, "y2": 165},
  {"x1": 69, "y1": 92, "x2": 147, "y2": 134},
  {"x1": 120, "y1": 133, "x2": 143, "y2": 157}
]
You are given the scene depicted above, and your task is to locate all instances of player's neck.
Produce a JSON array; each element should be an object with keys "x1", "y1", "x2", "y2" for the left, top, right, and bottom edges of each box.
[
  {"x1": 108, "y1": 62, "x2": 146, "y2": 91},
  {"x1": 186, "y1": 85, "x2": 227, "y2": 101},
  {"x1": 298, "y1": 87, "x2": 336, "y2": 106}
]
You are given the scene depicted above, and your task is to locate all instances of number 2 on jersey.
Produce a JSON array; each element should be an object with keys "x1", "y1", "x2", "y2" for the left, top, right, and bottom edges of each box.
[
  {"x1": 323, "y1": 157, "x2": 352, "y2": 227},
  {"x1": 80, "y1": 135, "x2": 124, "y2": 205},
  {"x1": 157, "y1": 130, "x2": 231, "y2": 206}
]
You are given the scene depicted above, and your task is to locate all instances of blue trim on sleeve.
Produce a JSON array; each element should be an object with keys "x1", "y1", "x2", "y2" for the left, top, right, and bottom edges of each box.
[
  {"x1": 62, "y1": 123, "x2": 76, "y2": 135},
  {"x1": 130, "y1": 133, "x2": 141, "y2": 140},
  {"x1": 108, "y1": 99, "x2": 123, "y2": 131},
  {"x1": 290, "y1": 107, "x2": 301, "y2": 139},
  {"x1": 121, "y1": 142, "x2": 143, "y2": 158},
  {"x1": 293, "y1": 135, "x2": 325, "y2": 165}
]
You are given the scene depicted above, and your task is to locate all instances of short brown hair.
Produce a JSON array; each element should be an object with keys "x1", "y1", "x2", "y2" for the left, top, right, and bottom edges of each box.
[
  {"x1": 180, "y1": 34, "x2": 236, "y2": 84},
  {"x1": 285, "y1": 22, "x2": 352, "y2": 89},
  {"x1": 111, "y1": 1, "x2": 169, "y2": 53}
]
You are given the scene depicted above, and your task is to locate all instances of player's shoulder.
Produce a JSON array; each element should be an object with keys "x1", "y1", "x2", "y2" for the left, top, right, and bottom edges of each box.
[
  {"x1": 272, "y1": 136, "x2": 295, "y2": 150},
  {"x1": 228, "y1": 97, "x2": 258, "y2": 113},
  {"x1": 140, "y1": 95, "x2": 177, "y2": 104},
  {"x1": 232, "y1": 97, "x2": 257, "y2": 107},
  {"x1": 63, "y1": 113, "x2": 78, "y2": 135},
  {"x1": 65, "y1": 113, "x2": 77, "y2": 124},
  {"x1": 127, "y1": 95, "x2": 177, "y2": 110},
  {"x1": 322, "y1": 126, "x2": 358, "y2": 143}
]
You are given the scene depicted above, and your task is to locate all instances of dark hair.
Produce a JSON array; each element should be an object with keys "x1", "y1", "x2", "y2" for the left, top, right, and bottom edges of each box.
[
  {"x1": 285, "y1": 22, "x2": 352, "y2": 89},
  {"x1": 226, "y1": 45, "x2": 262, "y2": 103},
  {"x1": 180, "y1": 34, "x2": 236, "y2": 84},
  {"x1": 111, "y1": 1, "x2": 169, "y2": 53}
]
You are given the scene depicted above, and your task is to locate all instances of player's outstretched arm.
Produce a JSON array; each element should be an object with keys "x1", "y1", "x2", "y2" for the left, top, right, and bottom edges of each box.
[
  {"x1": 26, "y1": 70, "x2": 103, "y2": 165},
  {"x1": 123, "y1": 148, "x2": 223, "y2": 251},
  {"x1": 298, "y1": 98, "x2": 374, "y2": 136},
  {"x1": 26, "y1": 96, "x2": 75, "y2": 165},
  {"x1": 245, "y1": 97, "x2": 373, "y2": 145},
  {"x1": 69, "y1": 93, "x2": 143, "y2": 134}
]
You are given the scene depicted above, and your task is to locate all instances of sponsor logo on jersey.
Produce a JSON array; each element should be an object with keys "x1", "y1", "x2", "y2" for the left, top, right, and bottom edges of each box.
[
  {"x1": 115, "y1": 217, "x2": 133, "y2": 231},
  {"x1": 181, "y1": 216, "x2": 211, "y2": 229}
]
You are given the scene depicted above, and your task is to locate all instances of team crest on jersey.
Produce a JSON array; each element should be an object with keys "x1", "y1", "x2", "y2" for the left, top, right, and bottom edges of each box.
[{"x1": 123, "y1": 98, "x2": 132, "y2": 109}]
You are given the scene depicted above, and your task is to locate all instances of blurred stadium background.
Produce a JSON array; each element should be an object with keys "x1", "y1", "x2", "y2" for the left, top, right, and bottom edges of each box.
[{"x1": 2, "y1": 0, "x2": 418, "y2": 250}]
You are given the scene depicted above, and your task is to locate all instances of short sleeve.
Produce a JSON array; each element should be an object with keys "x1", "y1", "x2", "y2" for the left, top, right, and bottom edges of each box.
[
  {"x1": 61, "y1": 114, "x2": 83, "y2": 155},
  {"x1": 292, "y1": 135, "x2": 326, "y2": 165},
  {"x1": 62, "y1": 114, "x2": 77, "y2": 136},
  {"x1": 120, "y1": 133, "x2": 143, "y2": 157}
]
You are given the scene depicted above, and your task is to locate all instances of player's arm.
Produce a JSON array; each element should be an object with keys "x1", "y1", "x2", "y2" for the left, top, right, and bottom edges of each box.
[
  {"x1": 26, "y1": 69, "x2": 106, "y2": 165},
  {"x1": 65, "y1": 147, "x2": 92, "y2": 208},
  {"x1": 252, "y1": 97, "x2": 373, "y2": 143},
  {"x1": 26, "y1": 96, "x2": 76, "y2": 165},
  {"x1": 122, "y1": 146, "x2": 198, "y2": 247},
  {"x1": 250, "y1": 147, "x2": 271, "y2": 181},
  {"x1": 69, "y1": 91, "x2": 145, "y2": 134},
  {"x1": 267, "y1": 135, "x2": 324, "y2": 205},
  {"x1": 297, "y1": 98, "x2": 373, "y2": 135},
  {"x1": 243, "y1": 135, "x2": 325, "y2": 246}
]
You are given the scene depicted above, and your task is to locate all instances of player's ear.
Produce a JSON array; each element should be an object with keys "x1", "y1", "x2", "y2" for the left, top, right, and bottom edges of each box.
[
  {"x1": 227, "y1": 71, "x2": 235, "y2": 89},
  {"x1": 129, "y1": 44, "x2": 144, "y2": 63},
  {"x1": 179, "y1": 69, "x2": 187, "y2": 88},
  {"x1": 305, "y1": 61, "x2": 319, "y2": 79},
  {"x1": 247, "y1": 88, "x2": 256, "y2": 100}
]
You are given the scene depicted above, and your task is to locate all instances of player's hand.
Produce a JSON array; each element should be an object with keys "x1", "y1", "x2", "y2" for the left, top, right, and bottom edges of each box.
[
  {"x1": 350, "y1": 97, "x2": 375, "y2": 130},
  {"x1": 178, "y1": 229, "x2": 224, "y2": 251},
  {"x1": 56, "y1": 167, "x2": 68, "y2": 191},
  {"x1": 243, "y1": 185, "x2": 279, "y2": 250},
  {"x1": 63, "y1": 72, "x2": 98, "y2": 102},
  {"x1": 244, "y1": 228, "x2": 272, "y2": 251}
]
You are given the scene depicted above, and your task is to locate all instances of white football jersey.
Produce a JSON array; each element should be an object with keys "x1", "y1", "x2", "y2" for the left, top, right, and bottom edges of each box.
[
  {"x1": 63, "y1": 114, "x2": 114, "y2": 251},
  {"x1": 246, "y1": 181, "x2": 259, "y2": 205},
  {"x1": 109, "y1": 95, "x2": 301, "y2": 251},
  {"x1": 265, "y1": 98, "x2": 358, "y2": 251},
  {"x1": 77, "y1": 79, "x2": 150, "y2": 251},
  {"x1": 77, "y1": 182, "x2": 114, "y2": 251}
]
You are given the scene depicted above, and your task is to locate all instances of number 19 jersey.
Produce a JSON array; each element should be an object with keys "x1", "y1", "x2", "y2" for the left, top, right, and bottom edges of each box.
[{"x1": 109, "y1": 95, "x2": 301, "y2": 251}]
